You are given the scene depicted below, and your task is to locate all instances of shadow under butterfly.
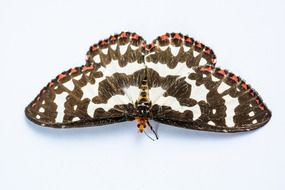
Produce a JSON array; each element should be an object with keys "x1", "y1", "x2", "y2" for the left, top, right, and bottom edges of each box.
[{"x1": 25, "y1": 32, "x2": 272, "y2": 140}]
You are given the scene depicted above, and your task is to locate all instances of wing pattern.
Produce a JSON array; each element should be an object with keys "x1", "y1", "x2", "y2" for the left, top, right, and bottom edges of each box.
[{"x1": 25, "y1": 32, "x2": 271, "y2": 132}]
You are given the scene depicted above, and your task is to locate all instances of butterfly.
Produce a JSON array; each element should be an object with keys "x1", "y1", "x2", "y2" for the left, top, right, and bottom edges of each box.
[{"x1": 25, "y1": 32, "x2": 271, "y2": 139}]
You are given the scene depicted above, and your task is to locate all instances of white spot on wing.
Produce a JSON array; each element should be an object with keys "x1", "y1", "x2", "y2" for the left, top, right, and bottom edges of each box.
[
  {"x1": 54, "y1": 92, "x2": 69, "y2": 123},
  {"x1": 39, "y1": 107, "x2": 45, "y2": 113},
  {"x1": 193, "y1": 50, "x2": 199, "y2": 57},
  {"x1": 81, "y1": 78, "x2": 105, "y2": 100},
  {"x1": 160, "y1": 46, "x2": 168, "y2": 51},
  {"x1": 249, "y1": 111, "x2": 254, "y2": 117},
  {"x1": 101, "y1": 48, "x2": 108, "y2": 55},
  {"x1": 36, "y1": 115, "x2": 40, "y2": 119},
  {"x1": 93, "y1": 54, "x2": 100, "y2": 63},
  {"x1": 183, "y1": 45, "x2": 190, "y2": 52},
  {"x1": 110, "y1": 44, "x2": 117, "y2": 50},
  {"x1": 252, "y1": 119, "x2": 257, "y2": 124},
  {"x1": 208, "y1": 121, "x2": 215, "y2": 125},
  {"x1": 119, "y1": 44, "x2": 128, "y2": 55},
  {"x1": 223, "y1": 94, "x2": 239, "y2": 127},
  {"x1": 170, "y1": 46, "x2": 180, "y2": 56},
  {"x1": 73, "y1": 74, "x2": 82, "y2": 80},
  {"x1": 217, "y1": 82, "x2": 231, "y2": 94},
  {"x1": 199, "y1": 58, "x2": 207, "y2": 65},
  {"x1": 187, "y1": 78, "x2": 208, "y2": 103},
  {"x1": 130, "y1": 45, "x2": 139, "y2": 50},
  {"x1": 72, "y1": 117, "x2": 80, "y2": 122},
  {"x1": 63, "y1": 80, "x2": 74, "y2": 91},
  {"x1": 211, "y1": 75, "x2": 220, "y2": 82}
]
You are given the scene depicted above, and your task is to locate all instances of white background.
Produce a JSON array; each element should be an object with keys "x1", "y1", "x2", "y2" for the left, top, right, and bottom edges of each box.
[{"x1": 0, "y1": 0, "x2": 284, "y2": 189}]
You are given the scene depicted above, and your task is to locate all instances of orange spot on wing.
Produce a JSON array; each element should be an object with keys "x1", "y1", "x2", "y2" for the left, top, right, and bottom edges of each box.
[
  {"x1": 58, "y1": 73, "x2": 66, "y2": 80},
  {"x1": 82, "y1": 65, "x2": 94, "y2": 72},
  {"x1": 120, "y1": 32, "x2": 127, "y2": 38},
  {"x1": 101, "y1": 40, "x2": 108, "y2": 45},
  {"x1": 200, "y1": 66, "x2": 212, "y2": 72},
  {"x1": 160, "y1": 34, "x2": 169, "y2": 41},
  {"x1": 185, "y1": 37, "x2": 193, "y2": 43},
  {"x1": 241, "y1": 82, "x2": 248, "y2": 90},
  {"x1": 230, "y1": 75, "x2": 239, "y2": 83},
  {"x1": 173, "y1": 33, "x2": 182, "y2": 40},
  {"x1": 196, "y1": 43, "x2": 203, "y2": 49},
  {"x1": 70, "y1": 68, "x2": 77, "y2": 74},
  {"x1": 132, "y1": 33, "x2": 139, "y2": 40},
  {"x1": 204, "y1": 48, "x2": 211, "y2": 55},
  {"x1": 92, "y1": 45, "x2": 98, "y2": 52},
  {"x1": 110, "y1": 35, "x2": 117, "y2": 41},
  {"x1": 48, "y1": 82, "x2": 55, "y2": 87},
  {"x1": 218, "y1": 69, "x2": 226, "y2": 76}
]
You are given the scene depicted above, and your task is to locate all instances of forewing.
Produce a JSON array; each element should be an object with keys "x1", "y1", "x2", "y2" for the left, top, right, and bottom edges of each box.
[{"x1": 25, "y1": 32, "x2": 146, "y2": 128}]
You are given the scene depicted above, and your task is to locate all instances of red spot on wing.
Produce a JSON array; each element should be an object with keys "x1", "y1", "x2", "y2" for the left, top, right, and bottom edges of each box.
[{"x1": 259, "y1": 104, "x2": 265, "y2": 110}]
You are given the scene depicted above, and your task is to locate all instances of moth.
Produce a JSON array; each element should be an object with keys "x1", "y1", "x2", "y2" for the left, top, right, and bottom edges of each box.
[{"x1": 25, "y1": 32, "x2": 271, "y2": 139}]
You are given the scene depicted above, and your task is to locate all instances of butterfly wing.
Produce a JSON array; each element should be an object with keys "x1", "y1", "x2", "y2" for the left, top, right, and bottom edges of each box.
[
  {"x1": 146, "y1": 33, "x2": 271, "y2": 132},
  {"x1": 25, "y1": 32, "x2": 147, "y2": 128}
]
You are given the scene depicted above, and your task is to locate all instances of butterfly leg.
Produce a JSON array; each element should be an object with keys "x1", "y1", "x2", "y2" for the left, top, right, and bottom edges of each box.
[{"x1": 147, "y1": 120, "x2": 158, "y2": 140}]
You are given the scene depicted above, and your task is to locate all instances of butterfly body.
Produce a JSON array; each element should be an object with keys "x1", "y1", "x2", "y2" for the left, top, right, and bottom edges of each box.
[{"x1": 25, "y1": 32, "x2": 271, "y2": 135}]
